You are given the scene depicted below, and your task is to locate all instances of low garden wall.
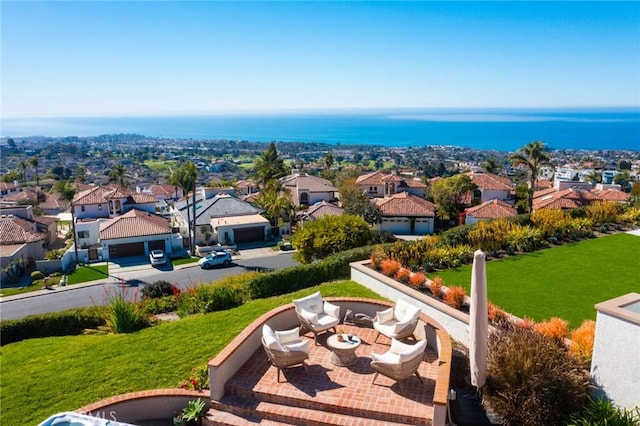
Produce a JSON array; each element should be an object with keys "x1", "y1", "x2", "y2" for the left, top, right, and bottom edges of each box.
[
  {"x1": 350, "y1": 260, "x2": 472, "y2": 347},
  {"x1": 75, "y1": 388, "x2": 208, "y2": 424},
  {"x1": 207, "y1": 297, "x2": 452, "y2": 426}
]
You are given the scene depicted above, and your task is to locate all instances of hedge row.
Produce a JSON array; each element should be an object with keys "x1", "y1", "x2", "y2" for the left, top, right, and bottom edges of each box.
[
  {"x1": 248, "y1": 245, "x2": 377, "y2": 299},
  {"x1": 1, "y1": 306, "x2": 107, "y2": 346}
]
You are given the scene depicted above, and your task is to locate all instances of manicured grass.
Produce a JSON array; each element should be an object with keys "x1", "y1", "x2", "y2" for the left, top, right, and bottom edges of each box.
[
  {"x1": 0, "y1": 282, "x2": 44, "y2": 297},
  {"x1": 433, "y1": 233, "x2": 640, "y2": 328},
  {"x1": 0, "y1": 280, "x2": 384, "y2": 425},
  {"x1": 171, "y1": 257, "x2": 200, "y2": 266},
  {"x1": 67, "y1": 264, "x2": 110, "y2": 285}
]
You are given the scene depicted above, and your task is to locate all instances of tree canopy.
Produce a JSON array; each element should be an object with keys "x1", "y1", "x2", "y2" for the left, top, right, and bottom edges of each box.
[
  {"x1": 432, "y1": 174, "x2": 477, "y2": 222},
  {"x1": 509, "y1": 141, "x2": 553, "y2": 212},
  {"x1": 253, "y1": 142, "x2": 288, "y2": 185}
]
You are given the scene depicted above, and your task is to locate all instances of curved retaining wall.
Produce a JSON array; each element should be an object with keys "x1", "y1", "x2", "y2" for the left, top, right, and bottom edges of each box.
[
  {"x1": 75, "y1": 388, "x2": 208, "y2": 424},
  {"x1": 207, "y1": 297, "x2": 452, "y2": 426}
]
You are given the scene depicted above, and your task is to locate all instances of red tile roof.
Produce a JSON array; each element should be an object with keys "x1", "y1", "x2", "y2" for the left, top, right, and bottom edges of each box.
[
  {"x1": 302, "y1": 201, "x2": 344, "y2": 220},
  {"x1": 466, "y1": 171, "x2": 513, "y2": 191},
  {"x1": 592, "y1": 188, "x2": 629, "y2": 202},
  {"x1": 281, "y1": 174, "x2": 338, "y2": 193},
  {"x1": 465, "y1": 199, "x2": 517, "y2": 220},
  {"x1": 533, "y1": 187, "x2": 601, "y2": 210},
  {"x1": 356, "y1": 171, "x2": 426, "y2": 189},
  {"x1": 73, "y1": 186, "x2": 157, "y2": 206},
  {"x1": 375, "y1": 192, "x2": 435, "y2": 216},
  {"x1": 99, "y1": 209, "x2": 171, "y2": 240},
  {"x1": 149, "y1": 184, "x2": 180, "y2": 197},
  {"x1": 0, "y1": 217, "x2": 45, "y2": 244}
]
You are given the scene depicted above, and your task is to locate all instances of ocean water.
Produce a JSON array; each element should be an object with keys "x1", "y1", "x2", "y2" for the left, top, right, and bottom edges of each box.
[{"x1": 2, "y1": 108, "x2": 639, "y2": 152}]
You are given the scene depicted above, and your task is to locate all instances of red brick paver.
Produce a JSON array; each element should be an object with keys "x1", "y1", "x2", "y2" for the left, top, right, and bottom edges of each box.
[{"x1": 223, "y1": 325, "x2": 438, "y2": 425}]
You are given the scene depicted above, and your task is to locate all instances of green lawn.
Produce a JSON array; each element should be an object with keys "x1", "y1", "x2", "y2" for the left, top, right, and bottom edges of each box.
[
  {"x1": 433, "y1": 233, "x2": 640, "y2": 328},
  {"x1": 171, "y1": 257, "x2": 200, "y2": 266},
  {"x1": 0, "y1": 280, "x2": 384, "y2": 426},
  {"x1": 67, "y1": 264, "x2": 110, "y2": 285}
]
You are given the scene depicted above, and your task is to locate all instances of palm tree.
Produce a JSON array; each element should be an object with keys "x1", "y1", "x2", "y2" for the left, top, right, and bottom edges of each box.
[
  {"x1": 108, "y1": 164, "x2": 128, "y2": 188},
  {"x1": 18, "y1": 160, "x2": 28, "y2": 187},
  {"x1": 481, "y1": 157, "x2": 500, "y2": 174},
  {"x1": 29, "y1": 157, "x2": 40, "y2": 186},
  {"x1": 253, "y1": 142, "x2": 288, "y2": 185},
  {"x1": 585, "y1": 170, "x2": 602, "y2": 185},
  {"x1": 509, "y1": 141, "x2": 553, "y2": 212},
  {"x1": 255, "y1": 179, "x2": 294, "y2": 229},
  {"x1": 169, "y1": 162, "x2": 197, "y2": 254}
]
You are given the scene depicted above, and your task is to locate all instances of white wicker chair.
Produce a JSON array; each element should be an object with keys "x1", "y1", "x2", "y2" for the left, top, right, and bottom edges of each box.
[
  {"x1": 373, "y1": 299, "x2": 421, "y2": 343},
  {"x1": 262, "y1": 324, "x2": 310, "y2": 382},
  {"x1": 292, "y1": 291, "x2": 340, "y2": 345},
  {"x1": 370, "y1": 338, "x2": 428, "y2": 394}
]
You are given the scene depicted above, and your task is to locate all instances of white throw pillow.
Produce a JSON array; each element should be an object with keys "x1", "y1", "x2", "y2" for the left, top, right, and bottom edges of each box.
[
  {"x1": 284, "y1": 340, "x2": 309, "y2": 354},
  {"x1": 275, "y1": 327, "x2": 301, "y2": 344},
  {"x1": 300, "y1": 308, "x2": 319, "y2": 325},
  {"x1": 392, "y1": 318, "x2": 413, "y2": 335},
  {"x1": 323, "y1": 301, "x2": 340, "y2": 319},
  {"x1": 376, "y1": 307, "x2": 395, "y2": 324},
  {"x1": 397, "y1": 339, "x2": 427, "y2": 363},
  {"x1": 263, "y1": 332, "x2": 284, "y2": 352}
]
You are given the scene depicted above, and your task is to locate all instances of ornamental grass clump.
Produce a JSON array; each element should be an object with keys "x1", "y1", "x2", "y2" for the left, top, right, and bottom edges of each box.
[
  {"x1": 443, "y1": 286, "x2": 466, "y2": 309},
  {"x1": 408, "y1": 271, "x2": 427, "y2": 288},
  {"x1": 394, "y1": 267, "x2": 411, "y2": 284},
  {"x1": 429, "y1": 276, "x2": 444, "y2": 298},
  {"x1": 569, "y1": 319, "x2": 596, "y2": 367},
  {"x1": 484, "y1": 322, "x2": 590, "y2": 426},
  {"x1": 533, "y1": 316, "x2": 569, "y2": 345},
  {"x1": 380, "y1": 259, "x2": 401, "y2": 277},
  {"x1": 487, "y1": 301, "x2": 509, "y2": 324},
  {"x1": 105, "y1": 288, "x2": 150, "y2": 334}
]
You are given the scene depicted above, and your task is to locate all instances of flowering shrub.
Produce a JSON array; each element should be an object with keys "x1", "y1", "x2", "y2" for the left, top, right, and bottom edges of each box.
[
  {"x1": 533, "y1": 317, "x2": 569, "y2": 345},
  {"x1": 516, "y1": 317, "x2": 536, "y2": 329},
  {"x1": 180, "y1": 364, "x2": 209, "y2": 391},
  {"x1": 531, "y1": 208, "x2": 571, "y2": 239},
  {"x1": 380, "y1": 259, "x2": 401, "y2": 277},
  {"x1": 569, "y1": 319, "x2": 596, "y2": 367},
  {"x1": 408, "y1": 271, "x2": 427, "y2": 288},
  {"x1": 429, "y1": 276, "x2": 444, "y2": 298},
  {"x1": 443, "y1": 286, "x2": 466, "y2": 309},
  {"x1": 586, "y1": 201, "x2": 625, "y2": 226},
  {"x1": 467, "y1": 218, "x2": 513, "y2": 254},
  {"x1": 394, "y1": 267, "x2": 411, "y2": 284}
]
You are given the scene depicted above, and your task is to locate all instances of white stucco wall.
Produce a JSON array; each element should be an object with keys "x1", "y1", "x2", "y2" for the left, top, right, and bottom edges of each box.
[
  {"x1": 75, "y1": 219, "x2": 103, "y2": 246},
  {"x1": 75, "y1": 204, "x2": 109, "y2": 220},
  {"x1": 481, "y1": 189, "x2": 510, "y2": 202},
  {"x1": 590, "y1": 294, "x2": 640, "y2": 410}
]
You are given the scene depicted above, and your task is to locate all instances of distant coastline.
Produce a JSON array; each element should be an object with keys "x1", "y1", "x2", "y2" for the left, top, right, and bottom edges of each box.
[{"x1": 2, "y1": 108, "x2": 639, "y2": 152}]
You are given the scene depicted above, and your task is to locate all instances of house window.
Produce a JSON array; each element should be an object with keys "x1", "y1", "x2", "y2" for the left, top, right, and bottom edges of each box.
[
  {"x1": 473, "y1": 190, "x2": 482, "y2": 201},
  {"x1": 368, "y1": 187, "x2": 377, "y2": 193},
  {"x1": 78, "y1": 231, "x2": 89, "y2": 239},
  {"x1": 81, "y1": 205, "x2": 85, "y2": 212},
  {"x1": 300, "y1": 192, "x2": 309, "y2": 205},
  {"x1": 98, "y1": 204, "x2": 102, "y2": 210}
]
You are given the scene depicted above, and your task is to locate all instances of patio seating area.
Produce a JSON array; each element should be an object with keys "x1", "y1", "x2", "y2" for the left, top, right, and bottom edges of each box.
[{"x1": 206, "y1": 297, "x2": 451, "y2": 425}]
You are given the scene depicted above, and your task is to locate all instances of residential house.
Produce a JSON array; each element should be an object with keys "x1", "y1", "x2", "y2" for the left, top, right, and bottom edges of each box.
[
  {"x1": 0, "y1": 205, "x2": 58, "y2": 246},
  {"x1": 532, "y1": 187, "x2": 602, "y2": 211},
  {"x1": 0, "y1": 181, "x2": 19, "y2": 197},
  {"x1": 591, "y1": 187, "x2": 630, "y2": 203},
  {"x1": 0, "y1": 215, "x2": 46, "y2": 281},
  {"x1": 173, "y1": 189, "x2": 269, "y2": 246},
  {"x1": 71, "y1": 185, "x2": 178, "y2": 261},
  {"x1": 280, "y1": 173, "x2": 338, "y2": 206},
  {"x1": 297, "y1": 201, "x2": 344, "y2": 224},
  {"x1": 72, "y1": 185, "x2": 158, "y2": 220},
  {"x1": 356, "y1": 171, "x2": 426, "y2": 198},
  {"x1": 236, "y1": 180, "x2": 260, "y2": 197},
  {"x1": 464, "y1": 199, "x2": 518, "y2": 225},
  {"x1": 374, "y1": 192, "x2": 436, "y2": 235},
  {"x1": 464, "y1": 171, "x2": 514, "y2": 204}
]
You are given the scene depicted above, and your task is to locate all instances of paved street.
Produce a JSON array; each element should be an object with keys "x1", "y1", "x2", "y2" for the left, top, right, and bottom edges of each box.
[{"x1": 0, "y1": 249, "x2": 297, "y2": 320}]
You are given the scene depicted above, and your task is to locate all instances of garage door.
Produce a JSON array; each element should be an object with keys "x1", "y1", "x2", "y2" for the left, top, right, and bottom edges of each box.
[
  {"x1": 148, "y1": 239, "x2": 165, "y2": 251},
  {"x1": 233, "y1": 226, "x2": 265, "y2": 243},
  {"x1": 381, "y1": 218, "x2": 411, "y2": 234},
  {"x1": 108, "y1": 242, "x2": 145, "y2": 259}
]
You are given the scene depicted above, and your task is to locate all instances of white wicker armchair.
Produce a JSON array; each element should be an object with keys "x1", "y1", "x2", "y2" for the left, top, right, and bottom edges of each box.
[
  {"x1": 370, "y1": 338, "x2": 428, "y2": 394},
  {"x1": 262, "y1": 324, "x2": 310, "y2": 382},
  {"x1": 292, "y1": 291, "x2": 340, "y2": 345},
  {"x1": 373, "y1": 299, "x2": 421, "y2": 343}
]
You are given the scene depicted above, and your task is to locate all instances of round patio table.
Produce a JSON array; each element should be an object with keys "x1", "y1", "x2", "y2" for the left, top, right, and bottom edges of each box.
[{"x1": 327, "y1": 334, "x2": 361, "y2": 367}]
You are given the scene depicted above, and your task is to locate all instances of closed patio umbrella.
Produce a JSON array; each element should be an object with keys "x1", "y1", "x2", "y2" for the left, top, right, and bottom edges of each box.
[{"x1": 469, "y1": 249, "x2": 488, "y2": 392}]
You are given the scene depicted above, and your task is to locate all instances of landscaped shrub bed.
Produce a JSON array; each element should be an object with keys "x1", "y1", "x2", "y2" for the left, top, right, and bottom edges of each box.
[{"x1": 0, "y1": 306, "x2": 107, "y2": 345}]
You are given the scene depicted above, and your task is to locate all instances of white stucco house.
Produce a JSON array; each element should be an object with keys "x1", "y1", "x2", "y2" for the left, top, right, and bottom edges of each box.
[
  {"x1": 374, "y1": 192, "x2": 436, "y2": 235},
  {"x1": 280, "y1": 173, "x2": 338, "y2": 206},
  {"x1": 356, "y1": 171, "x2": 427, "y2": 199}
]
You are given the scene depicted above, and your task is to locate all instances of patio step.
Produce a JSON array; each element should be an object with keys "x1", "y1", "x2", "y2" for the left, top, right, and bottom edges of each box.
[
  {"x1": 209, "y1": 394, "x2": 419, "y2": 426},
  {"x1": 224, "y1": 384, "x2": 429, "y2": 425}
]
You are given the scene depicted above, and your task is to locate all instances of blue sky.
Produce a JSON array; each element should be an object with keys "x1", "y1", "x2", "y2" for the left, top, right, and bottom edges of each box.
[{"x1": 2, "y1": 1, "x2": 639, "y2": 117}]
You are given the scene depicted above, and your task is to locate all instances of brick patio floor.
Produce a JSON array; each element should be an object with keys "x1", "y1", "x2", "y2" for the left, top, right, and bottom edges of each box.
[{"x1": 224, "y1": 324, "x2": 439, "y2": 425}]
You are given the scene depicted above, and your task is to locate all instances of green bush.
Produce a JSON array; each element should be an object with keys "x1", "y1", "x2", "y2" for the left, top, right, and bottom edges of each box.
[
  {"x1": 0, "y1": 306, "x2": 107, "y2": 345},
  {"x1": 139, "y1": 295, "x2": 179, "y2": 315},
  {"x1": 484, "y1": 323, "x2": 590, "y2": 426},
  {"x1": 248, "y1": 245, "x2": 376, "y2": 299},
  {"x1": 177, "y1": 283, "x2": 244, "y2": 317},
  {"x1": 291, "y1": 214, "x2": 372, "y2": 263},
  {"x1": 439, "y1": 222, "x2": 475, "y2": 247},
  {"x1": 30, "y1": 270, "x2": 44, "y2": 281},
  {"x1": 141, "y1": 280, "x2": 179, "y2": 299},
  {"x1": 565, "y1": 397, "x2": 640, "y2": 426}
]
